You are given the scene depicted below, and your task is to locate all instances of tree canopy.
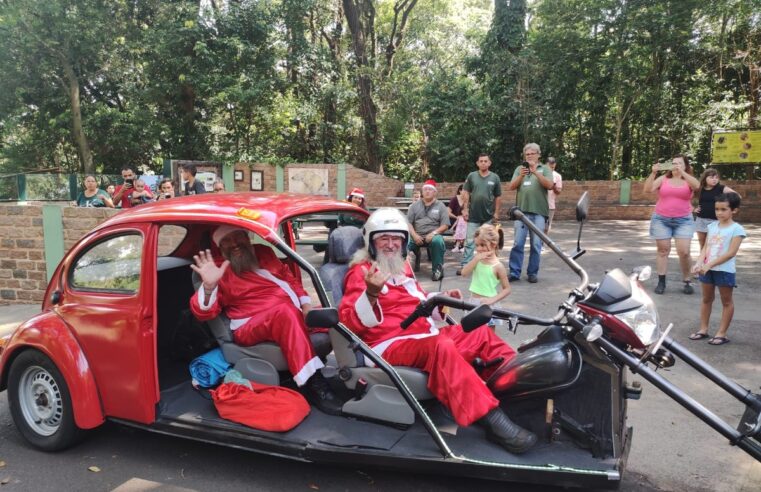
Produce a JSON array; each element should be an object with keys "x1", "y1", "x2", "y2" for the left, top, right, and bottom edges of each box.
[{"x1": 1, "y1": 0, "x2": 759, "y2": 181}]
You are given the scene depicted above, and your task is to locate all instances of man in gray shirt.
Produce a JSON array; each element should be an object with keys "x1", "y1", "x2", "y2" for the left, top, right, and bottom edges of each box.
[{"x1": 407, "y1": 179, "x2": 450, "y2": 281}]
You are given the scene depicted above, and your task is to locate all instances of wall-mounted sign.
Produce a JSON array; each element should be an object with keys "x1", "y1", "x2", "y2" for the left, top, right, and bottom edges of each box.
[{"x1": 711, "y1": 130, "x2": 761, "y2": 164}]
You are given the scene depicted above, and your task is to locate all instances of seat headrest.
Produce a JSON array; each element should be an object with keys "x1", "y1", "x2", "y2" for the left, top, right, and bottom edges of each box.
[{"x1": 328, "y1": 226, "x2": 364, "y2": 264}]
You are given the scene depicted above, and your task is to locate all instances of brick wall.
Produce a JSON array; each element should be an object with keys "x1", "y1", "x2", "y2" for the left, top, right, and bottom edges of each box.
[
  {"x1": 416, "y1": 179, "x2": 761, "y2": 222},
  {"x1": 0, "y1": 204, "x2": 119, "y2": 305},
  {"x1": 2, "y1": 176, "x2": 759, "y2": 304},
  {"x1": 230, "y1": 163, "x2": 404, "y2": 204}
]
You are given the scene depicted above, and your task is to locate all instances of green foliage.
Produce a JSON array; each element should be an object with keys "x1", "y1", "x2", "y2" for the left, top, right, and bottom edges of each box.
[{"x1": 0, "y1": 0, "x2": 759, "y2": 181}]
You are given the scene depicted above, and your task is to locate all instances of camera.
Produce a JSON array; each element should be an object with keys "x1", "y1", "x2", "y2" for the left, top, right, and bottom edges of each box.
[
  {"x1": 164, "y1": 193, "x2": 172, "y2": 199},
  {"x1": 658, "y1": 161, "x2": 673, "y2": 171},
  {"x1": 522, "y1": 161, "x2": 530, "y2": 170},
  {"x1": 125, "y1": 178, "x2": 134, "y2": 186}
]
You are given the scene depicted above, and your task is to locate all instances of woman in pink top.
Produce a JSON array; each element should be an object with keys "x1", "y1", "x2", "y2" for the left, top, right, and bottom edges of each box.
[{"x1": 644, "y1": 154, "x2": 701, "y2": 295}]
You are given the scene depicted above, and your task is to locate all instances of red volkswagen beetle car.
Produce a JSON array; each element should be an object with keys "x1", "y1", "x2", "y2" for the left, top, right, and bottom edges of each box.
[{"x1": 0, "y1": 192, "x2": 627, "y2": 490}]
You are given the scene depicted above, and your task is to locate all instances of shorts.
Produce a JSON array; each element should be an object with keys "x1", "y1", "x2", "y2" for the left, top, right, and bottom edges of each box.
[
  {"x1": 698, "y1": 270, "x2": 736, "y2": 287},
  {"x1": 694, "y1": 217, "x2": 715, "y2": 233},
  {"x1": 649, "y1": 214, "x2": 695, "y2": 240}
]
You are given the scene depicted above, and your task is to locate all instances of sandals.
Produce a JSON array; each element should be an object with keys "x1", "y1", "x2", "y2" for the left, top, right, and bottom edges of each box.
[
  {"x1": 688, "y1": 332, "x2": 709, "y2": 341},
  {"x1": 708, "y1": 336, "x2": 730, "y2": 346}
]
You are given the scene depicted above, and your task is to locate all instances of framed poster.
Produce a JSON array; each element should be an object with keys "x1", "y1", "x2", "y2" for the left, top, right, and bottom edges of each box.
[
  {"x1": 250, "y1": 170, "x2": 264, "y2": 191},
  {"x1": 234, "y1": 170, "x2": 244, "y2": 181},
  {"x1": 288, "y1": 167, "x2": 329, "y2": 195}
]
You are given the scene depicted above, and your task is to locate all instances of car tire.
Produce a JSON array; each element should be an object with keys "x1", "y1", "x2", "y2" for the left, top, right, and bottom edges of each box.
[{"x1": 8, "y1": 350, "x2": 87, "y2": 451}]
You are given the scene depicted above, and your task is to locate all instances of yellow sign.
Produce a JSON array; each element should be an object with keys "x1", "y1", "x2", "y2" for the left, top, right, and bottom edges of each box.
[{"x1": 711, "y1": 130, "x2": 761, "y2": 164}]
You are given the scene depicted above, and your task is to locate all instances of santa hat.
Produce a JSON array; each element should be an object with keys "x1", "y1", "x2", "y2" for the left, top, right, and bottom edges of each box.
[
  {"x1": 212, "y1": 225, "x2": 245, "y2": 246},
  {"x1": 348, "y1": 187, "x2": 365, "y2": 199},
  {"x1": 422, "y1": 179, "x2": 437, "y2": 191}
]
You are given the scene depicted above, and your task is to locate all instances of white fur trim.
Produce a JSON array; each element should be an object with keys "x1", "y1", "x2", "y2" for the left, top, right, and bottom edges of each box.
[
  {"x1": 197, "y1": 285, "x2": 218, "y2": 310},
  {"x1": 229, "y1": 317, "x2": 251, "y2": 331},
  {"x1": 355, "y1": 291, "x2": 383, "y2": 327},
  {"x1": 293, "y1": 356, "x2": 324, "y2": 387},
  {"x1": 366, "y1": 330, "x2": 440, "y2": 367},
  {"x1": 254, "y1": 269, "x2": 301, "y2": 309}
]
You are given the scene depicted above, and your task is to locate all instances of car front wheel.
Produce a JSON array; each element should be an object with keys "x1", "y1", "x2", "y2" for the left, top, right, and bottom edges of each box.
[{"x1": 8, "y1": 350, "x2": 86, "y2": 451}]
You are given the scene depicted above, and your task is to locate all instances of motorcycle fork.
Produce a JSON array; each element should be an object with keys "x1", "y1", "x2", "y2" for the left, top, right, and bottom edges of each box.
[{"x1": 596, "y1": 335, "x2": 761, "y2": 461}]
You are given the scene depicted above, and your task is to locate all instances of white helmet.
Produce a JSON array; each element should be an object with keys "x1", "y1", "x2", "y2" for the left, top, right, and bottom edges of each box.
[{"x1": 363, "y1": 208, "x2": 409, "y2": 260}]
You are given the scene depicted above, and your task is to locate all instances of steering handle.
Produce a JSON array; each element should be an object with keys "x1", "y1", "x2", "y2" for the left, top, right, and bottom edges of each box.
[{"x1": 400, "y1": 295, "x2": 477, "y2": 329}]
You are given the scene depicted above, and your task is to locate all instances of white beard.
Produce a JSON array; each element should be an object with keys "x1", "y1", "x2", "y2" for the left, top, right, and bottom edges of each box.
[{"x1": 375, "y1": 250, "x2": 406, "y2": 276}]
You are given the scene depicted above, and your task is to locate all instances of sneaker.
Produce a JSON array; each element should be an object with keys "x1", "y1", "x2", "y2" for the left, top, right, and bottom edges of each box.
[
  {"x1": 527, "y1": 275, "x2": 538, "y2": 283},
  {"x1": 508, "y1": 276, "x2": 520, "y2": 282},
  {"x1": 432, "y1": 265, "x2": 444, "y2": 281},
  {"x1": 683, "y1": 282, "x2": 694, "y2": 295},
  {"x1": 654, "y1": 282, "x2": 666, "y2": 295}
]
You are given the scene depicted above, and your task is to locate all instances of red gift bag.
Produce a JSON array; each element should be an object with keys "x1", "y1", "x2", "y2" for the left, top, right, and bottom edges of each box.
[{"x1": 211, "y1": 381, "x2": 310, "y2": 432}]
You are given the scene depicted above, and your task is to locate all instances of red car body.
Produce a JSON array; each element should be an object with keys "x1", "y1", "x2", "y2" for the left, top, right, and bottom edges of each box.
[{"x1": 0, "y1": 192, "x2": 365, "y2": 430}]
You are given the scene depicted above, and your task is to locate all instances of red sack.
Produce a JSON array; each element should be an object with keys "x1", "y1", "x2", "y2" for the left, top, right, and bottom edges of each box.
[{"x1": 211, "y1": 381, "x2": 310, "y2": 432}]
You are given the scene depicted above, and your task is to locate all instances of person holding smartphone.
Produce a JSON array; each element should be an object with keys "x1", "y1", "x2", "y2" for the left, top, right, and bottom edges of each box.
[
  {"x1": 112, "y1": 165, "x2": 152, "y2": 208},
  {"x1": 155, "y1": 178, "x2": 177, "y2": 200},
  {"x1": 507, "y1": 143, "x2": 554, "y2": 283},
  {"x1": 644, "y1": 154, "x2": 701, "y2": 295}
]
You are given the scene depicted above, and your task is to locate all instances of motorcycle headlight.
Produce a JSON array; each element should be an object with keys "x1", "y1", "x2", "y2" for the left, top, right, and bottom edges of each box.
[{"x1": 614, "y1": 281, "x2": 660, "y2": 346}]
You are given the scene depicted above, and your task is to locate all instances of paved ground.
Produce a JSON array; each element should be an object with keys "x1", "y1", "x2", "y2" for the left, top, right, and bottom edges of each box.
[{"x1": 1, "y1": 219, "x2": 760, "y2": 491}]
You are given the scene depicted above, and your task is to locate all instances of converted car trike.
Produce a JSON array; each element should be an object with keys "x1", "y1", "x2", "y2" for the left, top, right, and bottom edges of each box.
[{"x1": 1, "y1": 192, "x2": 758, "y2": 490}]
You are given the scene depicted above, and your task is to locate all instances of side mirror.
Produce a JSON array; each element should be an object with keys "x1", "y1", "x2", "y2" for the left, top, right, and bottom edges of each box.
[
  {"x1": 461, "y1": 304, "x2": 493, "y2": 333},
  {"x1": 305, "y1": 308, "x2": 339, "y2": 329},
  {"x1": 576, "y1": 191, "x2": 590, "y2": 223}
]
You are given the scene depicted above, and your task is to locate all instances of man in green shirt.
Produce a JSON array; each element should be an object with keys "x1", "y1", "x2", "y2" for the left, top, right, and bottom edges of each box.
[
  {"x1": 458, "y1": 154, "x2": 502, "y2": 275},
  {"x1": 407, "y1": 180, "x2": 450, "y2": 281},
  {"x1": 507, "y1": 143, "x2": 554, "y2": 283}
]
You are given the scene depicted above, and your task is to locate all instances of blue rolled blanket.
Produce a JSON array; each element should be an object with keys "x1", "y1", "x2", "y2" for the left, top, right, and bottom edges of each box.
[{"x1": 190, "y1": 347, "x2": 231, "y2": 388}]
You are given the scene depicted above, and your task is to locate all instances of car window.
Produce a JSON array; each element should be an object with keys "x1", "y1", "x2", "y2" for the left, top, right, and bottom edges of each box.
[
  {"x1": 157, "y1": 225, "x2": 188, "y2": 256},
  {"x1": 71, "y1": 234, "x2": 143, "y2": 293}
]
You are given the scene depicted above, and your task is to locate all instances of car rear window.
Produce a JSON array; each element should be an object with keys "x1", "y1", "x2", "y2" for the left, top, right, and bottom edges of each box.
[{"x1": 71, "y1": 234, "x2": 143, "y2": 293}]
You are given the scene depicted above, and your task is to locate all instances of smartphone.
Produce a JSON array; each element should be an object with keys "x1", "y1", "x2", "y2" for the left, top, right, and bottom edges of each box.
[
  {"x1": 125, "y1": 178, "x2": 134, "y2": 186},
  {"x1": 659, "y1": 161, "x2": 673, "y2": 171}
]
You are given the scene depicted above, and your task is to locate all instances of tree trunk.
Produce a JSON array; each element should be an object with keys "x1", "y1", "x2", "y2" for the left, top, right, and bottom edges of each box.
[
  {"x1": 61, "y1": 59, "x2": 94, "y2": 174},
  {"x1": 343, "y1": 0, "x2": 381, "y2": 174}
]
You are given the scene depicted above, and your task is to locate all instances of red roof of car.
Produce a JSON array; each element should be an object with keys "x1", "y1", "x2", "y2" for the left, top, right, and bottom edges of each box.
[{"x1": 91, "y1": 192, "x2": 368, "y2": 233}]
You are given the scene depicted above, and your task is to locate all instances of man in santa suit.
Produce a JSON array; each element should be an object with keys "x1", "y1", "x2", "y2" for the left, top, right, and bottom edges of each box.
[
  {"x1": 190, "y1": 225, "x2": 343, "y2": 415},
  {"x1": 338, "y1": 208, "x2": 537, "y2": 454}
]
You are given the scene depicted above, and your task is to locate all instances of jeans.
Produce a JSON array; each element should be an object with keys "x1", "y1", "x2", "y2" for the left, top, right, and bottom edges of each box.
[
  {"x1": 508, "y1": 213, "x2": 546, "y2": 278},
  {"x1": 460, "y1": 221, "x2": 487, "y2": 267}
]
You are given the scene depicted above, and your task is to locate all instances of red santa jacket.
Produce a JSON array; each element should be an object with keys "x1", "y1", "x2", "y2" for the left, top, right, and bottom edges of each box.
[
  {"x1": 190, "y1": 244, "x2": 311, "y2": 326},
  {"x1": 339, "y1": 260, "x2": 445, "y2": 358}
]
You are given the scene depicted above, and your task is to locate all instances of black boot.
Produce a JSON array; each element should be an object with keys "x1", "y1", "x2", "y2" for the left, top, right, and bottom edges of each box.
[
  {"x1": 304, "y1": 372, "x2": 343, "y2": 416},
  {"x1": 478, "y1": 408, "x2": 537, "y2": 455}
]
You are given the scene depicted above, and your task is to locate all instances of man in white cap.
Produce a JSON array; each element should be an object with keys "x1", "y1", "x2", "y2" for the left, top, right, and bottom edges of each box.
[
  {"x1": 189, "y1": 225, "x2": 343, "y2": 415},
  {"x1": 339, "y1": 209, "x2": 537, "y2": 455},
  {"x1": 407, "y1": 179, "x2": 450, "y2": 281}
]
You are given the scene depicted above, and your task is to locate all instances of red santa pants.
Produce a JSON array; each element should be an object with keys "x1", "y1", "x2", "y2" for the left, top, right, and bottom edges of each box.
[
  {"x1": 381, "y1": 324, "x2": 516, "y2": 427},
  {"x1": 232, "y1": 303, "x2": 319, "y2": 386}
]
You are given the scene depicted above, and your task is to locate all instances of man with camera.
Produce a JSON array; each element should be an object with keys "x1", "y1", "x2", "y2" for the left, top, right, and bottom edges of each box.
[
  {"x1": 155, "y1": 178, "x2": 177, "y2": 201},
  {"x1": 112, "y1": 165, "x2": 153, "y2": 208},
  {"x1": 507, "y1": 143, "x2": 554, "y2": 283}
]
